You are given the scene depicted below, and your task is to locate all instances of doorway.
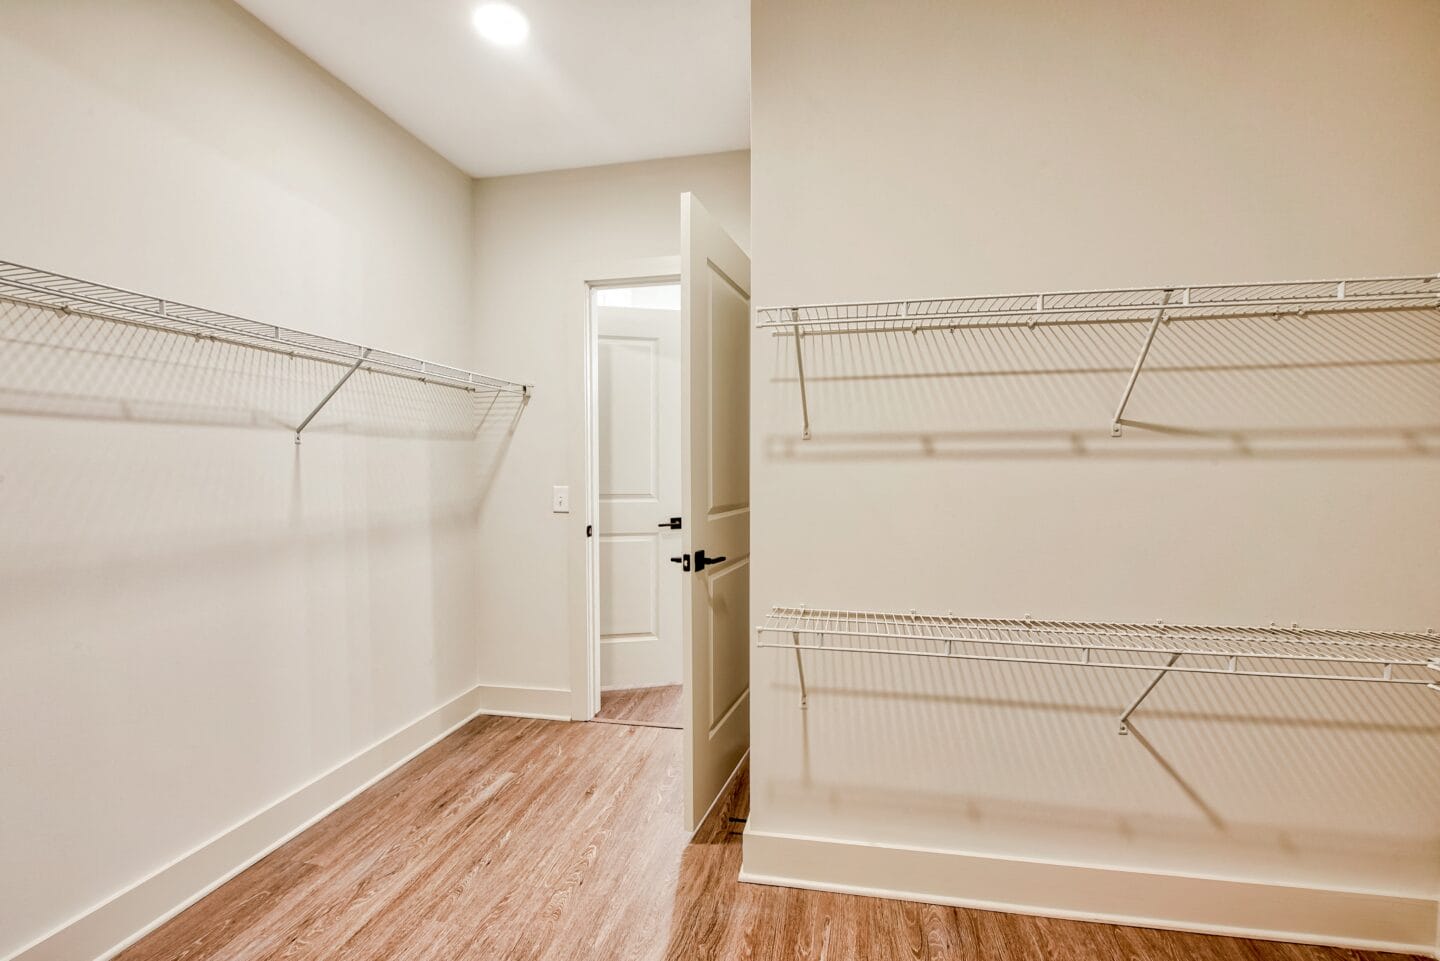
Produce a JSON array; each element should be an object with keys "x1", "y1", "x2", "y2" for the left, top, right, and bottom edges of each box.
[
  {"x1": 588, "y1": 282, "x2": 684, "y2": 730},
  {"x1": 582, "y1": 194, "x2": 751, "y2": 833}
]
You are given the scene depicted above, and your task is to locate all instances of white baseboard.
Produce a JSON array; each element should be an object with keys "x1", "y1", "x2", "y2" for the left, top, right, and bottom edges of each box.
[
  {"x1": 740, "y1": 830, "x2": 1439, "y2": 959},
  {"x1": 7, "y1": 682, "x2": 571, "y2": 961},
  {"x1": 473, "y1": 683, "x2": 572, "y2": 720}
]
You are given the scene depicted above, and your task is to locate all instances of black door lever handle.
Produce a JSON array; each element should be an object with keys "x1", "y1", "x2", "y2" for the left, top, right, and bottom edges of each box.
[
  {"x1": 669, "y1": 554, "x2": 691, "y2": 572},
  {"x1": 658, "y1": 517, "x2": 682, "y2": 530},
  {"x1": 694, "y1": 549, "x2": 726, "y2": 571}
]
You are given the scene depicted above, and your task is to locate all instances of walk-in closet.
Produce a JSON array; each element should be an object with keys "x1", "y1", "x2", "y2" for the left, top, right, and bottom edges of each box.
[{"x1": 3, "y1": 2, "x2": 1437, "y2": 960}]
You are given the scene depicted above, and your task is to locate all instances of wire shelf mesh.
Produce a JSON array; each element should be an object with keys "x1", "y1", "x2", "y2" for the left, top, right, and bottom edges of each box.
[
  {"x1": 758, "y1": 607, "x2": 1440, "y2": 688},
  {"x1": 0, "y1": 260, "x2": 530, "y2": 396},
  {"x1": 756, "y1": 274, "x2": 1440, "y2": 333}
]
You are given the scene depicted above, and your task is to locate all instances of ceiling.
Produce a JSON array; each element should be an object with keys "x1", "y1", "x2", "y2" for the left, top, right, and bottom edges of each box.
[{"x1": 236, "y1": 0, "x2": 750, "y2": 178}]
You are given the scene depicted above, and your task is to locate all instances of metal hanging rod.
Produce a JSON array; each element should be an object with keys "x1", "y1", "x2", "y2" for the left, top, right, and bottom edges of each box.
[
  {"x1": 757, "y1": 606, "x2": 1440, "y2": 735},
  {"x1": 756, "y1": 272, "x2": 1440, "y2": 439},
  {"x1": 0, "y1": 259, "x2": 531, "y2": 442}
]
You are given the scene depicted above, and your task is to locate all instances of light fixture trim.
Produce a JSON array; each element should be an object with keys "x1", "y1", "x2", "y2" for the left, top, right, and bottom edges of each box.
[{"x1": 472, "y1": 2, "x2": 530, "y2": 47}]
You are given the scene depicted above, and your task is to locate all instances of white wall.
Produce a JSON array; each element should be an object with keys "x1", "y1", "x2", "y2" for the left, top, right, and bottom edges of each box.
[
  {"x1": 747, "y1": 0, "x2": 1440, "y2": 952},
  {"x1": 470, "y1": 153, "x2": 749, "y2": 718},
  {"x1": 0, "y1": 2, "x2": 487, "y2": 958}
]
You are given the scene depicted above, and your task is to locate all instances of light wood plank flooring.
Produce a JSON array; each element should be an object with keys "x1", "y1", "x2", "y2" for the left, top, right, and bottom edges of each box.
[
  {"x1": 594, "y1": 684, "x2": 682, "y2": 728},
  {"x1": 118, "y1": 716, "x2": 1421, "y2": 961}
]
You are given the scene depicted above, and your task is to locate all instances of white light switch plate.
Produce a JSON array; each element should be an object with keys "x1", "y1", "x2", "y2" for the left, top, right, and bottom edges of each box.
[{"x1": 552, "y1": 485, "x2": 570, "y2": 513}]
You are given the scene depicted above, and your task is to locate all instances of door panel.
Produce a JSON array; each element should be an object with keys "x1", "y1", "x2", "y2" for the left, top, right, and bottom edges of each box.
[
  {"x1": 707, "y1": 558, "x2": 750, "y2": 729},
  {"x1": 707, "y1": 278, "x2": 750, "y2": 513},
  {"x1": 598, "y1": 535, "x2": 656, "y2": 637},
  {"x1": 680, "y1": 193, "x2": 751, "y2": 832},
  {"x1": 597, "y1": 305, "x2": 681, "y2": 692},
  {"x1": 598, "y1": 338, "x2": 658, "y2": 499}
]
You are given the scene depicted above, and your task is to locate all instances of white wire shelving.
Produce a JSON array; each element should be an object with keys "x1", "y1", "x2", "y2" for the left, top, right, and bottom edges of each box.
[
  {"x1": 757, "y1": 606, "x2": 1440, "y2": 734},
  {"x1": 0, "y1": 259, "x2": 531, "y2": 443},
  {"x1": 756, "y1": 273, "x2": 1440, "y2": 439}
]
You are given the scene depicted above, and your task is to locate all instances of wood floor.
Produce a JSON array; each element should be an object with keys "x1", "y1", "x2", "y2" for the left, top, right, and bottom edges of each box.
[
  {"x1": 119, "y1": 716, "x2": 1422, "y2": 961},
  {"x1": 594, "y1": 684, "x2": 682, "y2": 728}
]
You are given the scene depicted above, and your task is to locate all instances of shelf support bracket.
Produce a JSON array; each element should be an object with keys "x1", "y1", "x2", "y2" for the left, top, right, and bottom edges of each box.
[
  {"x1": 1118, "y1": 652, "x2": 1181, "y2": 735},
  {"x1": 792, "y1": 630, "x2": 809, "y2": 709},
  {"x1": 1110, "y1": 289, "x2": 1173, "y2": 437},
  {"x1": 1428, "y1": 657, "x2": 1439, "y2": 693},
  {"x1": 791, "y1": 311, "x2": 812, "y2": 440},
  {"x1": 295, "y1": 348, "x2": 371, "y2": 445}
]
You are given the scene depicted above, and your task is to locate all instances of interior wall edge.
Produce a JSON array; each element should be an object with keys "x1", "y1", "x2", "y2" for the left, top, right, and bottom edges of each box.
[
  {"x1": 4, "y1": 682, "x2": 561, "y2": 961},
  {"x1": 739, "y1": 829, "x2": 1440, "y2": 959}
]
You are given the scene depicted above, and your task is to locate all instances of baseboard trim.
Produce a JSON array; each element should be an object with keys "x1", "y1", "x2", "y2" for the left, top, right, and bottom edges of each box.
[
  {"x1": 7, "y1": 682, "x2": 570, "y2": 961},
  {"x1": 739, "y1": 830, "x2": 1439, "y2": 959},
  {"x1": 473, "y1": 683, "x2": 572, "y2": 720}
]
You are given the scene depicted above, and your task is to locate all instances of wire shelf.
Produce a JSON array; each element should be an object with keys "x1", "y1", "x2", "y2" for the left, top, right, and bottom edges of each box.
[
  {"x1": 755, "y1": 272, "x2": 1440, "y2": 439},
  {"x1": 0, "y1": 259, "x2": 531, "y2": 400},
  {"x1": 757, "y1": 274, "x2": 1440, "y2": 333},
  {"x1": 757, "y1": 606, "x2": 1440, "y2": 732}
]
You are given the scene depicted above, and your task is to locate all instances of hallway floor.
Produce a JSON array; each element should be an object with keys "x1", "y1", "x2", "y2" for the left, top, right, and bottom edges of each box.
[
  {"x1": 594, "y1": 684, "x2": 682, "y2": 729},
  {"x1": 117, "y1": 716, "x2": 1422, "y2": 961}
]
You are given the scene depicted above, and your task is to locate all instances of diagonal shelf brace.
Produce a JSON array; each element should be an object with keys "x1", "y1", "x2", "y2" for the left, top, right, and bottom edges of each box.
[
  {"x1": 1110, "y1": 288, "x2": 1174, "y2": 437},
  {"x1": 295, "y1": 348, "x2": 372, "y2": 445},
  {"x1": 792, "y1": 629, "x2": 810, "y2": 709},
  {"x1": 791, "y1": 309, "x2": 812, "y2": 440},
  {"x1": 1118, "y1": 651, "x2": 1182, "y2": 735}
]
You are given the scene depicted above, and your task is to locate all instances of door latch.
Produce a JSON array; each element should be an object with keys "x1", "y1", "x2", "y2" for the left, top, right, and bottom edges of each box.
[
  {"x1": 658, "y1": 517, "x2": 682, "y2": 530},
  {"x1": 669, "y1": 554, "x2": 691, "y2": 572}
]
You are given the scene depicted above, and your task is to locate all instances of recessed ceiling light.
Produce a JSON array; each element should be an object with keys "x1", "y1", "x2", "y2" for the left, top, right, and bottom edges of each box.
[{"x1": 472, "y1": 3, "x2": 529, "y2": 47}]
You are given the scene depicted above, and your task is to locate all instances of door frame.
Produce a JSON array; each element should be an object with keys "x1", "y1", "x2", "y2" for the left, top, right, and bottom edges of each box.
[{"x1": 580, "y1": 258, "x2": 681, "y2": 720}]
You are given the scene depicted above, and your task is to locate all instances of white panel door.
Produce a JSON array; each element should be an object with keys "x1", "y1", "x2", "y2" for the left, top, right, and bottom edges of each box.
[
  {"x1": 680, "y1": 193, "x2": 751, "y2": 832},
  {"x1": 597, "y1": 305, "x2": 682, "y2": 690}
]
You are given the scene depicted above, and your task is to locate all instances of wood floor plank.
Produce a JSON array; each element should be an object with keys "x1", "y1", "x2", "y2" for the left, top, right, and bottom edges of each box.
[
  {"x1": 117, "y1": 716, "x2": 1426, "y2": 961},
  {"x1": 594, "y1": 684, "x2": 683, "y2": 728}
]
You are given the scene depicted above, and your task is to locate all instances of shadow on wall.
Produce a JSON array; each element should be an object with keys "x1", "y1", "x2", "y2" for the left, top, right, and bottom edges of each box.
[
  {"x1": 764, "y1": 307, "x2": 1440, "y2": 459},
  {"x1": 757, "y1": 645, "x2": 1440, "y2": 890},
  {"x1": 0, "y1": 293, "x2": 528, "y2": 589}
]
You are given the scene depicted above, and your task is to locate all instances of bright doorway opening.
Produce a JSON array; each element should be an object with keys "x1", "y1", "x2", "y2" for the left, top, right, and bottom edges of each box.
[{"x1": 587, "y1": 282, "x2": 684, "y2": 730}]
